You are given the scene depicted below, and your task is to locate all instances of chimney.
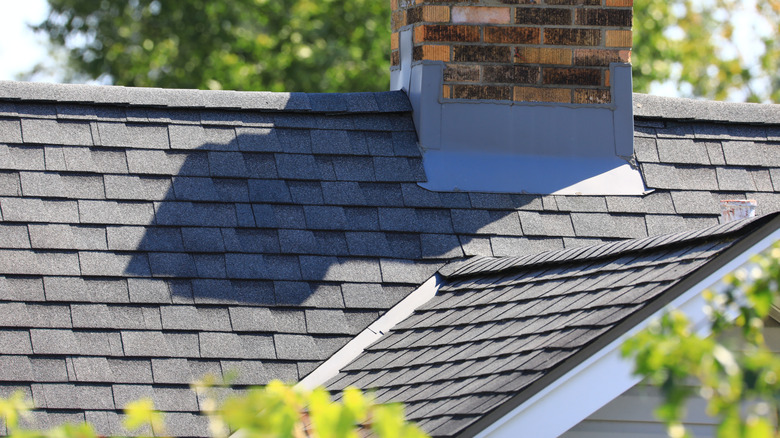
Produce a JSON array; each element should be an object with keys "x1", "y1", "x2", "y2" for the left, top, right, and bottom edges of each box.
[{"x1": 390, "y1": 0, "x2": 645, "y2": 195}]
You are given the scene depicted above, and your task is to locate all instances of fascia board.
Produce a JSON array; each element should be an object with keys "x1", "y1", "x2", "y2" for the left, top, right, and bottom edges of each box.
[
  {"x1": 473, "y1": 228, "x2": 780, "y2": 438},
  {"x1": 297, "y1": 274, "x2": 442, "y2": 390}
]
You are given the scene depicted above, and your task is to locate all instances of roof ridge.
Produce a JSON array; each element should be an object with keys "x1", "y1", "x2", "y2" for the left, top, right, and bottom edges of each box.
[
  {"x1": 633, "y1": 93, "x2": 780, "y2": 124},
  {"x1": 0, "y1": 80, "x2": 412, "y2": 113},
  {"x1": 440, "y1": 212, "x2": 779, "y2": 279}
]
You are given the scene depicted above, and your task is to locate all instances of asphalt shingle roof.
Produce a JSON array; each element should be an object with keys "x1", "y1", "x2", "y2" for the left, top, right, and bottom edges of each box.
[
  {"x1": 327, "y1": 213, "x2": 780, "y2": 437},
  {"x1": 0, "y1": 80, "x2": 778, "y2": 435}
]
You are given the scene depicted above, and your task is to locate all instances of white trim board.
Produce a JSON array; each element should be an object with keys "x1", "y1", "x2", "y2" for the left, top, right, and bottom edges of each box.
[
  {"x1": 298, "y1": 274, "x2": 442, "y2": 390},
  {"x1": 476, "y1": 229, "x2": 780, "y2": 438}
]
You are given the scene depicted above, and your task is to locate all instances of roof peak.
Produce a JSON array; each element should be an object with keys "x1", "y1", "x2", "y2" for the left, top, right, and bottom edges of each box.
[
  {"x1": 633, "y1": 93, "x2": 780, "y2": 124},
  {"x1": 0, "y1": 80, "x2": 411, "y2": 113}
]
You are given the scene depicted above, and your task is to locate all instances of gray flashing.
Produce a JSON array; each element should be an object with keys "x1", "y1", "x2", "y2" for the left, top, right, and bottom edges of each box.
[{"x1": 633, "y1": 93, "x2": 780, "y2": 124}]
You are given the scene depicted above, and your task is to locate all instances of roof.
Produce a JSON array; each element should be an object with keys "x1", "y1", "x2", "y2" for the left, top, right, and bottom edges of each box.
[
  {"x1": 0, "y1": 80, "x2": 778, "y2": 436},
  {"x1": 325, "y1": 213, "x2": 780, "y2": 437}
]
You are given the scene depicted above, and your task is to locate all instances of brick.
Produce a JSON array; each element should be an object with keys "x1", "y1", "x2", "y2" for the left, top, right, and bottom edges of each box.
[
  {"x1": 605, "y1": 30, "x2": 632, "y2": 47},
  {"x1": 423, "y1": 5, "x2": 450, "y2": 22},
  {"x1": 484, "y1": 27, "x2": 540, "y2": 44},
  {"x1": 574, "y1": 49, "x2": 630, "y2": 66},
  {"x1": 391, "y1": 32, "x2": 399, "y2": 51},
  {"x1": 413, "y1": 45, "x2": 451, "y2": 62},
  {"x1": 391, "y1": 9, "x2": 405, "y2": 31},
  {"x1": 544, "y1": 28, "x2": 600, "y2": 46},
  {"x1": 573, "y1": 89, "x2": 611, "y2": 104},
  {"x1": 414, "y1": 25, "x2": 480, "y2": 43},
  {"x1": 443, "y1": 65, "x2": 480, "y2": 82},
  {"x1": 452, "y1": 7, "x2": 510, "y2": 24},
  {"x1": 543, "y1": 68, "x2": 601, "y2": 86},
  {"x1": 514, "y1": 87, "x2": 571, "y2": 103},
  {"x1": 515, "y1": 7, "x2": 571, "y2": 25},
  {"x1": 576, "y1": 9, "x2": 632, "y2": 27},
  {"x1": 483, "y1": 66, "x2": 539, "y2": 84},
  {"x1": 452, "y1": 85, "x2": 512, "y2": 100},
  {"x1": 515, "y1": 47, "x2": 572, "y2": 65},
  {"x1": 606, "y1": 0, "x2": 633, "y2": 5},
  {"x1": 453, "y1": 45, "x2": 511, "y2": 63}
]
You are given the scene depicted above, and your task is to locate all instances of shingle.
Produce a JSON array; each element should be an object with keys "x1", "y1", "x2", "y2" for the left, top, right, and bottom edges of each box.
[
  {"x1": 0, "y1": 171, "x2": 21, "y2": 196},
  {"x1": 19, "y1": 172, "x2": 104, "y2": 199},
  {"x1": 128, "y1": 278, "x2": 172, "y2": 303},
  {"x1": 451, "y1": 209, "x2": 492, "y2": 234},
  {"x1": 248, "y1": 179, "x2": 291, "y2": 203},
  {"x1": 153, "y1": 201, "x2": 237, "y2": 227},
  {"x1": 30, "y1": 358, "x2": 68, "y2": 382},
  {"x1": 71, "y1": 304, "x2": 160, "y2": 330},
  {"x1": 0, "y1": 144, "x2": 45, "y2": 170},
  {"x1": 0, "y1": 250, "x2": 80, "y2": 276},
  {"x1": 79, "y1": 251, "x2": 151, "y2": 276},
  {"x1": 716, "y1": 167, "x2": 756, "y2": 191},
  {"x1": 70, "y1": 357, "x2": 114, "y2": 382},
  {"x1": 310, "y1": 130, "x2": 352, "y2": 155},
  {"x1": 273, "y1": 334, "x2": 322, "y2": 360},
  {"x1": 632, "y1": 136, "x2": 659, "y2": 163},
  {"x1": 64, "y1": 147, "x2": 129, "y2": 173},
  {"x1": 207, "y1": 151, "x2": 247, "y2": 178},
  {"x1": 655, "y1": 138, "x2": 711, "y2": 164},
  {"x1": 277, "y1": 128, "x2": 312, "y2": 153},
  {"x1": 321, "y1": 181, "x2": 364, "y2": 205},
  {"x1": 0, "y1": 119, "x2": 23, "y2": 143},
  {"x1": 1, "y1": 197, "x2": 79, "y2": 223},
  {"x1": 0, "y1": 356, "x2": 34, "y2": 381},
  {"x1": 22, "y1": 119, "x2": 94, "y2": 146},
  {"x1": 225, "y1": 254, "x2": 301, "y2": 280},
  {"x1": 0, "y1": 224, "x2": 30, "y2": 248},
  {"x1": 275, "y1": 153, "x2": 320, "y2": 180},
  {"x1": 199, "y1": 332, "x2": 276, "y2": 359},
  {"x1": 28, "y1": 224, "x2": 105, "y2": 251},
  {"x1": 0, "y1": 330, "x2": 32, "y2": 354},
  {"x1": 704, "y1": 142, "x2": 726, "y2": 165},
  {"x1": 104, "y1": 175, "x2": 171, "y2": 200},
  {"x1": 640, "y1": 163, "x2": 718, "y2": 190},
  {"x1": 344, "y1": 207, "x2": 380, "y2": 230},
  {"x1": 299, "y1": 256, "x2": 382, "y2": 282},
  {"x1": 235, "y1": 127, "x2": 282, "y2": 152},
  {"x1": 459, "y1": 235, "x2": 493, "y2": 257},
  {"x1": 645, "y1": 214, "x2": 719, "y2": 236},
  {"x1": 113, "y1": 385, "x2": 198, "y2": 412},
  {"x1": 44, "y1": 277, "x2": 129, "y2": 303},
  {"x1": 274, "y1": 282, "x2": 344, "y2": 308},
  {"x1": 191, "y1": 279, "x2": 274, "y2": 305},
  {"x1": 151, "y1": 358, "x2": 196, "y2": 384},
  {"x1": 364, "y1": 131, "x2": 394, "y2": 156},
  {"x1": 34, "y1": 383, "x2": 115, "y2": 410},
  {"x1": 29, "y1": 329, "x2": 116, "y2": 356},
  {"x1": 106, "y1": 226, "x2": 181, "y2": 252},
  {"x1": 722, "y1": 141, "x2": 778, "y2": 166},
  {"x1": 221, "y1": 228, "x2": 279, "y2": 253},
  {"x1": 605, "y1": 192, "x2": 676, "y2": 214},
  {"x1": 84, "y1": 411, "x2": 132, "y2": 437},
  {"x1": 97, "y1": 122, "x2": 169, "y2": 149},
  {"x1": 0, "y1": 276, "x2": 45, "y2": 301},
  {"x1": 380, "y1": 259, "x2": 442, "y2": 284},
  {"x1": 309, "y1": 93, "x2": 348, "y2": 112},
  {"x1": 490, "y1": 236, "x2": 564, "y2": 257},
  {"x1": 670, "y1": 191, "x2": 722, "y2": 214},
  {"x1": 317, "y1": 115, "x2": 356, "y2": 131},
  {"x1": 571, "y1": 213, "x2": 648, "y2": 238},
  {"x1": 122, "y1": 331, "x2": 199, "y2": 357},
  {"x1": 229, "y1": 307, "x2": 306, "y2": 333},
  {"x1": 278, "y1": 229, "x2": 318, "y2": 253},
  {"x1": 421, "y1": 234, "x2": 464, "y2": 259},
  {"x1": 517, "y1": 211, "x2": 575, "y2": 236},
  {"x1": 221, "y1": 360, "x2": 298, "y2": 385},
  {"x1": 126, "y1": 149, "x2": 205, "y2": 176},
  {"x1": 244, "y1": 153, "x2": 279, "y2": 178},
  {"x1": 163, "y1": 413, "x2": 210, "y2": 437},
  {"x1": 750, "y1": 168, "x2": 775, "y2": 192},
  {"x1": 332, "y1": 156, "x2": 376, "y2": 182},
  {"x1": 770, "y1": 168, "x2": 780, "y2": 191},
  {"x1": 160, "y1": 306, "x2": 232, "y2": 331},
  {"x1": 78, "y1": 200, "x2": 155, "y2": 225}
]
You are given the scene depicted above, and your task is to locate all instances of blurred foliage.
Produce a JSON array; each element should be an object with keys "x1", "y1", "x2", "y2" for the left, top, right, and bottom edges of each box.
[
  {"x1": 633, "y1": 0, "x2": 780, "y2": 102},
  {"x1": 0, "y1": 379, "x2": 428, "y2": 438},
  {"x1": 31, "y1": 0, "x2": 391, "y2": 92},
  {"x1": 622, "y1": 241, "x2": 780, "y2": 438}
]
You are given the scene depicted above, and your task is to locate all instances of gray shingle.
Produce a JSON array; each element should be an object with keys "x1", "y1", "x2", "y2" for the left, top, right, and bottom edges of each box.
[
  {"x1": 19, "y1": 172, "x2": 105, "y2": 199},
  {"x1": 380, "y1": 259, "x2": 442, "y2": 284},
  {"x1": 22, "y1": 119, "x2": 93, "y2": 146},
  {"x1": 106, "y1": 358, "x2": 154, "y2": 384},
  {"x1": 221, "y1": 360, "x2": 298, "y2": 385},
  {"x1": 199, "y1": 332, "x2": 276, "y2": 359},
  {"x1": 333, "y1": 156, "x2": 376, "y2": 181},
  {"x1": 275, "y1": 153, "x2": 320, "y2": 180},
  {"x1": 287, "y1": 181, "x2": 324, "y2": 204},
  {"x1": 225, "y1": 254, "x2": 301, "y2": 280},
  {"x1": 273, "y1": 281, "x2": 344, "y2": 308},
  {"x1": 278, "y1": 229, "x2": 318, "y2": 253},
  {"x1": 0, "y1": 330, "x2": 32, "y2": 354},
  {"x1": 459, "y1": 235, "x2": 493, "y2": 257},
  {"x1": 248, "y1": 179, "x2": 291, "y2": 203},
  {"x1": 160, "y1": 306, "x2": 232, "y2": 331},
  {"x1": 70, "y1": 357, "x2": 114, "y2": 382},
  {"x1": 29, "y1": 224, "x2": 107, "y2": 250},
  {"x1": 750, "y1": 168, "x2": 775, "y2": 192},
  {"x1": 153, "y1": 201, "x2": 237, "y2": 227},
  {"x1": 236, "y1": 127, "x2": 282, "y2": 152},
  {"x1": 128, "y1": 278, "x2": 172, "y2": 303},
  {"x1": 311, "y1": 130, "x2": 352, "y2": 155},
  {"x1": 553, "y1": 196, "x2": 607, "y2": 213},
  {"x1": 0, "y1": 302, "x2": 71, "y2": 328},
  {"x1": 299, "y1": 256, "x2": 382, "y2": 282},
  {"x1": 0, "y1": 144, "x2": 45, "y2": 171},
  {"x1": 605, "y1": 192, "x2": 676, "y2": 214},
  {"x1": 722, "y1": 141, "x2": 778, "y2": 166},
  {"x1": 121, "y1": 331, "x2": 200, "y2": 357},
  {"x1": 641, "y1": 163, "x2": 719, "y2": 190},
  {"x1": 34, "y1": 383, "x2": 115, "y2": 410},
  {"x1": 1, "y1": 197, "x2": 79, "y2": 223},
  {"x1": 421, "y1": 234, "x2": 464, "y2": 259},
  {"x1": 107, "y1": 226, "x2": 183, "y2": 251},
  {"x1": 0, "y1": 224, "x2": 30, "y2": 248},
  {"x1": 44, "y1": 277, "x2": 129, "y2": 303},
  {"x1": 30, "y1": 358, "x2": 68, "y2": 382},
  {"x1": 490, "y1": 236, "x2": 564, "y2": 257},
  {"x1": 0, "y1": 119, "x2": 22, "y2": 143},
  {"x1": 221, "y1": 228, "x2": 279, "y2": 253},
  {"x1": 517, "y1": 211, "x2": 575, "y2": 236},
  {"x1": 151, "y1": 358, "x2": 196, "y2": 384},
  {"x1": 0, "y1": 250, "x2": 80, "y2": 276},
  {"x1": 126, "y1": 149, "x2": 203, "y2": 175},
  {"x1": 79, "y1": 200, "x2": 155, "y2": 225},
  {"x1": 229, "y1": 307, "x2": 306, "y2": 333},
  {"x1": 79, "y1": 251, "x2": 151, "y2": 276},
  {"x1": 64, "y1": 147, "x2": 129, "y2": 173},
  {"x1": 208, "y1": 151, "x2": 247, "y2": 178},
  {"x1": 0, "y1": 276, "x2": 45, "y2": 301},
  {"x1": 632, "y1": 136, "x2": 659, "y2": 163},
  {"x1": 716, "y1": 167, "x2": 756, "y2": 191},
  {"x1": 656, "y1": 139, "x2": 711, "y2": 164},
  {"x1": 0, "y1": 171, "x2": 21, "y2": 196},
  {"x1": 191, "y1": 279, "x2": 274, "y2": 305},
  {"x1": 273, "y1": 334, "x2": 321, "y2": 360},
  {"x1": 0, "y1": 356, "x2": 34, "y2": 381},
  {"x1": 30, "y1": 329, "x2": 117, "y2": 356},
  {"x1": 113, "y1": 385, "x2": 198, "y2": 412},
  {"x1": 104, "y1": 175, "x2": 171, "y2": 200},
  {"x1": 193, "y1": 254, "x2": 227, "y2": 278},
  {"x1": 276, "y1": 128, "x2": 312, "y2": 153},
  {"x1": 705, "y1": 142, "x2": 726, "y2": 165},
  {"x1": 571, "y1": 213, "x2": 648, "y2": 239},
  {"x1": 645, "y1": 214, "x2": 719, "y2": 236},
  {"x1": 670, "y1": 191, "x2": 722, "y2": 214},
  {"x1": 148, "y1": 252, "x2": 197, "y2": 277}
]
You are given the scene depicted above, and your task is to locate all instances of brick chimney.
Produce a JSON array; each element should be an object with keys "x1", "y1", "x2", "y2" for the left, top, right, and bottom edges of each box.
[{"x1": 390, "y1": 0, "x2": 644, "y2": 195}]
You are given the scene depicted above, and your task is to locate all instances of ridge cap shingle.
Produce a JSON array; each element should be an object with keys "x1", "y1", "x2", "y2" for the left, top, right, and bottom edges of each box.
[{"x1": 633, "y1": 93, "x2": 780, "y2": 125}]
